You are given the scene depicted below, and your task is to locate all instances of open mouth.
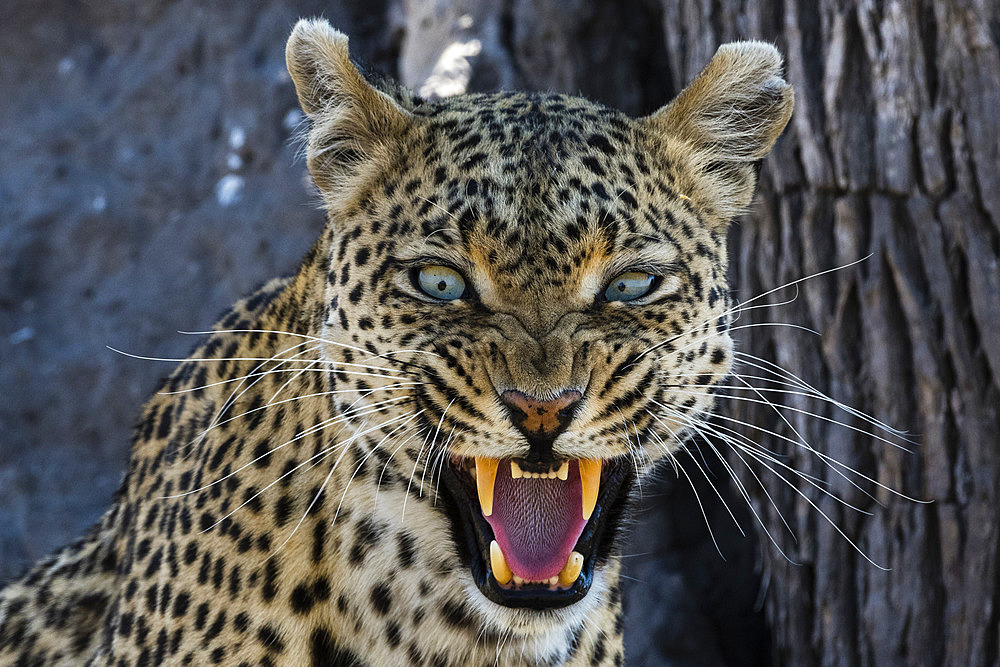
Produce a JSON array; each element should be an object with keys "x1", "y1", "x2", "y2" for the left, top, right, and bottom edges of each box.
[{"x1": 442, "y1": 455, "x2": 633, "y2": 609}]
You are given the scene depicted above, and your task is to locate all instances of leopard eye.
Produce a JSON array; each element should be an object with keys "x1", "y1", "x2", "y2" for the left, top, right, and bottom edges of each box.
[
  {"x1": 416, "y1": 265, "x2": 467, "y2": 300},
  {"x1": 604, "y1": 271, "x2": 657, "y2": 302}
]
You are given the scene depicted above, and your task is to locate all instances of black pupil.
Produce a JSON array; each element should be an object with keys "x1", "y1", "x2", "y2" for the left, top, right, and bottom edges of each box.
[
  {"x1": 618, "y1": 281, "x2": 627, "y2": 292},
  {"x1": 437, "y1": 280, "x2": 448, "y2": 292}
]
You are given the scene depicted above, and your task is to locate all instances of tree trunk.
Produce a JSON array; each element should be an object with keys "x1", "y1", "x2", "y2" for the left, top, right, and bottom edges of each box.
[{"x1": 3, "y1": 0, "x2": 998, "y2": 664}]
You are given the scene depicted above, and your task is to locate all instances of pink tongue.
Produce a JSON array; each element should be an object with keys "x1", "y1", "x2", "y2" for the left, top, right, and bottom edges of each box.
[{"x1": 484, "y1": 461, "x2": 587, "y2": 581}]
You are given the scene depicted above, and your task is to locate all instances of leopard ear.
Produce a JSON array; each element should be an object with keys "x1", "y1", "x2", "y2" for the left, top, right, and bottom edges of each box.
[
  {"x1": 285, "y1": 19, "x2": 410, "y2": 195},
  {"x1": 644, "y1": 41, "x2": 794, "y2": 220}
]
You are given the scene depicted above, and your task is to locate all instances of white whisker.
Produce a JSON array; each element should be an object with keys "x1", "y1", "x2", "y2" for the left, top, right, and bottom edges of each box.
[
  {"x1": 633, "y1": 254, "x2": 872, "y2": 362},
  {"x1": 733, "y1": 351, "x2": 916, "y2": 440},
  {"x1": 163, "y1": 396, "x2": 412, "y2": 499},
  {"x1": 203, "y1": 412, "x2": 418, "y2": 536}
]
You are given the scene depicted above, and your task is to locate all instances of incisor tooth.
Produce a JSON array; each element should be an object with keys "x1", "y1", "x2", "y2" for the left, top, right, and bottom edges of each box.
[
  {"x1": 578, "y1": 459, "x2": 601, "y2": 520},
  {"x1": 475, "y1": 457, "x2": 499, "y2": 517},
  {"x1": 510, "y1": 460, "x2": 524, "y2": 479},
  {"x1": 558, "y1": 551, "x2": 584, "y2": 587},
  {"x1": 556, "y1": 461, "x2": 569, "y2": 480},
  {"x1": 490, "y1": 540, "x2": 512, "y2": 585}
]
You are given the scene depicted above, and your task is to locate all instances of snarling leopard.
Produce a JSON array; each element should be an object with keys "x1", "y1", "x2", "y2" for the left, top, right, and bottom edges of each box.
[{"x1": 0, "y1": 18, "x2": 793, "y2": 666}]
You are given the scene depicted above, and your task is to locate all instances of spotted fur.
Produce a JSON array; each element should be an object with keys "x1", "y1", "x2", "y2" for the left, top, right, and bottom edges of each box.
[{"x1": 0, "y1": 19, "x2": 792, "y2": 666}]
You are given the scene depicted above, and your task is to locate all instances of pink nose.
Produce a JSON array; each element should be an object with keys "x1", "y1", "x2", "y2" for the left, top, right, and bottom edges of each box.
[{"x1": 500, "y1": 389, "x2": 582, "y2": 453}]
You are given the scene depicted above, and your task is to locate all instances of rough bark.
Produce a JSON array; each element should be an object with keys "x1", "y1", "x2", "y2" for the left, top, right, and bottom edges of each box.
[{"x1": 3, "y1": 0, "x2": 999, "y2": 664}]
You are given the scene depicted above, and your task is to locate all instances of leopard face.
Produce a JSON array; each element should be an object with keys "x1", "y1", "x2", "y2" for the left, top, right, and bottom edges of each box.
[{"x1": 287, "y1": 17, "x2": 792, "y2": 629}]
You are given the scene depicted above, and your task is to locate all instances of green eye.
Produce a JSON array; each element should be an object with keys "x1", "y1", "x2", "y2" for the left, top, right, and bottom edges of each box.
[
  {"x1": 416, "y1": 265, "x2": 467, "y2": 300},
  {"x1": 604, "y1": 271, "x2": 657, "y2": 302}
]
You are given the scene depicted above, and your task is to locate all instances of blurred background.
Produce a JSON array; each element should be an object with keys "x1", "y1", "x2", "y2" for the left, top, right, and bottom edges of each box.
[{"x1": 2, "y1": 1, "x2": 998, "y2": 664}]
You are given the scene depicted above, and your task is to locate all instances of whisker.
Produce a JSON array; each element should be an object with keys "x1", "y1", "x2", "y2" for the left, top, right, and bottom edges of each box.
[
  {"x1": 617, "y1": 409, "x2": 644, "y2": 498},
  {"x1": 677, "y1": 396, "x2": 926, "y2": 504},
  {"x1": 733, "y1": 351, "x2": 916, "y2": 440},
  {"x1": 403, "y1": 400, "x2": 454, "y2": 520},
  {"x1": 428, "y1": 425, "x2": 460, "y2": 505},
  {"x1": 662, "y1": 386, "x2": 914, "y2": 454},
  {"x1": 274, "y1": 416, "x2": 375, "y2": 554},
  {"x1": 649, "y1": 418, "x2": 727, "y2": 557},
  {"x1": 726, "y1": 284, "x2": 801, "y2": 326},
  {"x1": 633, "y1": 254, "x2": 872, "y2": 362},
  {"x1": 709, "y1": 429, "x2": 799, "y2": 539},
  {"x1": 661, "y1": 376, "x2": 912, "y2": 447},
  {"x1": 113, "y1": 345, "x2": 437, "y2": 395},
  {"x1": 163, "y1": 396, "x2": 413, "y2": 498},
  {"x1": 648, "y1": 406, "x2": 799, "y2": 563},
  {"x1": 416, "y1": 195, "x2": 459, "y2": 222},
  {"x1": 675, "y1": 413, "x2": 757, "y2": 533},
  {"x1": 157, "y1": 365, "x2": 414, "y2": 395},
  {"x1": 420, "y1": 421, "x2": 455, "y2": 500},
  {"x1": 646, "y1": 427, "x2": 680, "y2": 477},
  {"x1": 644, "y1": 408, "x2": 745, "y2": 537},
  {"x1": 433, "y1": 428, "x2": 467, "y2": 502},
  {"x1": 666, "y1": 379, "x2": 886, "y2": 506},
  {"x1": 657, "y1": 321, "x2": 822, "y2": 371},
  {"x1": 176, "y1": 328, "x2": 443, "y2": 364},
  {"x1": 202, "y1": 412, "x2": 418, "y2": 534},
  {"x1": 189, "y1": 390, "x2": 415, "y2": 449},
  {"x1": 662, "y1": 403, "x2": 872, "y2": 515},
  {"x1": 730, "y1": 434, "x2": 890, "y2": 570},
  {"x1": 334, "y1": 412, "x2": 424, "y2": 525},
  {"x1": 375, "y1": 427, "x2": 429, "y2": 511},
  {"x1": 182, "y1": 340, "x2": 321, "y2": 457}
]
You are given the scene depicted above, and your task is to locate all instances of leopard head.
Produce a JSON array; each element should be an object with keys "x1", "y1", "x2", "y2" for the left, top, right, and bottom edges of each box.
[{"x1": 285, "y1": 18, "x2": 792, "y2": 620}]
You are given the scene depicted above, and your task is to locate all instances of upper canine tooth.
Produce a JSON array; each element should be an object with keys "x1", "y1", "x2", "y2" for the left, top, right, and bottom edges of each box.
[
  {"x1": 578, "y1": 459, "x2": 601, "y2": 520},
  {"x1": 556, "y1": 461, "x2": 569, "y2": 480},
  {"x1": 490, "y1": 540, "x2": 513, "y2": 585},
  {"x1": 475, "y1": 457, "x2": 499, "y2": 517},
  {"x1": 510, "y1": 461, "x2": 524, "y2": 479}
]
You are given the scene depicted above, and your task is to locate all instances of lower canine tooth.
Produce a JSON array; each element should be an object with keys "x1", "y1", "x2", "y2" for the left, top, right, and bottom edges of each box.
[
  {"x1": 556, "y1": 461, "x2": 569, "y2": 480},
  {"x1": 510, "y1": 461, "x2": 524, "y2": 479},
  {"x1": 490, "y1": 540, "x2": 512, "y2": 585},
  {"x1": 558, "y1": 551, "x2": 584, "y2": 587}
]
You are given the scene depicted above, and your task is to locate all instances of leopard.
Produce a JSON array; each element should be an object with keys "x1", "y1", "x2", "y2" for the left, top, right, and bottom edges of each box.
[{"x1": 0, "y1": 18, "x2": 793, "y2": 666}]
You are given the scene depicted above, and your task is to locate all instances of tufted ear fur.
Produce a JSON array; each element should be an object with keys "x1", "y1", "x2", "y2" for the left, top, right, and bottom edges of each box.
[
  {"x1": 286, "y1": 19, "x2": 411, "y2": 197},
  {"x1": 644, "y1": 41, "x2": 794, "y2": 222}
]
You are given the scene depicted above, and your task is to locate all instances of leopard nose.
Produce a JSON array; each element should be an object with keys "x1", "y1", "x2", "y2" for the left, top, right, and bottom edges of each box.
[{"x1": 500, "y1": 389, "x2": 583, "y2": 460}]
